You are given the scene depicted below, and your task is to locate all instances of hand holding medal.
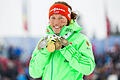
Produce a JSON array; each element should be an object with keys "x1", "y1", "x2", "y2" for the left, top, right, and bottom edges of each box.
[
  {"x1": 55, "y1": 38, "x2": 62, "y2": 50},
  {"x1": 37, "y1": 35, "x2": 55, "y2": 52},
  {"x1": 38, "y1": 38, "x2": 48, "y2": 50},
  {"x1": 46, "y1": 35, "x2": 69, "y2": 51},
  {"x1": 38, "y1": 35, "x2": 69, "y2": 52},
  {"x1": 47, "y1": 35, "x2": 69, "y2": 51},
  {"x1": 60, "y1": 37, "x2": 69, "y2": 47}
]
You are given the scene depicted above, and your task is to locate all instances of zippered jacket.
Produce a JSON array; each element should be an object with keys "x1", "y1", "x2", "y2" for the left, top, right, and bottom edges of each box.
[{"x1": 29, "y1": 20, "x2": 95, "y2": 80}]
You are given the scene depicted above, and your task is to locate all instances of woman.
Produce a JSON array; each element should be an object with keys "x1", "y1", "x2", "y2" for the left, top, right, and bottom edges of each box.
[{"x1": 29, "y1": 1, "x2": 95, "y2": 80}]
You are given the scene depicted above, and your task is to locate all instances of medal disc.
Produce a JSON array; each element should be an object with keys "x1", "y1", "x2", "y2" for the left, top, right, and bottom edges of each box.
[{"x1": 47, "y1": 42, "x2": 55, "y2": 52}]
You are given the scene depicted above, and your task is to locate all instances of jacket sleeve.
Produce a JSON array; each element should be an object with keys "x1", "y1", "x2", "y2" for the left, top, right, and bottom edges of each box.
[
  {"x1": 60, "y1": 36, "x2": 95, "y2": 75},
  {"x1": 29, "y1": 38, "x2": 51, "y2": 78}
]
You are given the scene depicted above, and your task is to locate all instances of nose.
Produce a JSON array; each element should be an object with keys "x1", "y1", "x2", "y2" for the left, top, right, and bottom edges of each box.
[{"x1": 54, "y1": 19, "x2": 60, "y2": 26}]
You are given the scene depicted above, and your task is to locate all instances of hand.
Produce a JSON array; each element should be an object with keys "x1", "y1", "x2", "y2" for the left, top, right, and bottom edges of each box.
[
  {"x1": 54, "y1": 37, "x2": 69, "y2": 50},
  {"x1": 38, "y1": 35, "x2": 69, "y2": 51},
  {"x1": 55, "y1": 39, "x2": 62, "y2": 50},
  {"x1": 37, "y1": 35, "x2": 54, "y2": 50},
  {"x1": 38, "y1": 38, "x2": 47, "y2": 50},
  {"x1": 60, "y1": 37, "x2": 69, "y2": 47}
]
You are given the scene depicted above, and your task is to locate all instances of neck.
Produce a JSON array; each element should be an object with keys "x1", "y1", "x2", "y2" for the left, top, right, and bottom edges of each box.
[{"x1": 55, "y1": 33, "x2": 59, "y2": 36}]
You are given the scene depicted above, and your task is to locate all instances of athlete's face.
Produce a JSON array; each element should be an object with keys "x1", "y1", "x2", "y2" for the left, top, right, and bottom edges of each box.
[{"x1": 49, "y1": 14, "x2": 68, "y2": 34}]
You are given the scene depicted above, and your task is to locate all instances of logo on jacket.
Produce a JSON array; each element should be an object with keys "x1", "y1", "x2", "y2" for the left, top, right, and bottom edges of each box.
[
  {"x1": 65, "y1": 28, "x2": 73, "y2": 32},
  {"x1": 64, "y1": 59, "x2": 69, "y2": 62}
]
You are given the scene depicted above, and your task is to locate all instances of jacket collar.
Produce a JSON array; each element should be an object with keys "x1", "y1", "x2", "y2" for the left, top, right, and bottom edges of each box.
[{"x1": 46, "y1": 19, "x2": 82, "y2": 36}]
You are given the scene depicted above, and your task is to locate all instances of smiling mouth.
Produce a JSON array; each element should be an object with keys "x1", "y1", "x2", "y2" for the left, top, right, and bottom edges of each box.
[{"x1": 54, "y1": 26, "x2": 61, "y2": 29}]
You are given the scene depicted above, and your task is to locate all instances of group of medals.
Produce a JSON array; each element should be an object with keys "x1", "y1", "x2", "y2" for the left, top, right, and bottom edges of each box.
[{"x1": 38, "y1": 35, "x2": 69, "y2": 52}]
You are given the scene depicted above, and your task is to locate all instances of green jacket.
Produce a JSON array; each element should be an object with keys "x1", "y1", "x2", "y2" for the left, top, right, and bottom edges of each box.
[{"x1": 29, "y1": 20, "x2": 95, "y2": 80}]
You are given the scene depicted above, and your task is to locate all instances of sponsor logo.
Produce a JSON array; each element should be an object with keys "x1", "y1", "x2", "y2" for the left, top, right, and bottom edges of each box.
[
  {"x1": 65, "y1": 28, "x2": 73, "y2": 32},
  {"x1": 54, "y1": 11, "x2": 59, "y2": 13},
  {"x1": 50, "y1": 8, "x2": 65, "y2": 12}
]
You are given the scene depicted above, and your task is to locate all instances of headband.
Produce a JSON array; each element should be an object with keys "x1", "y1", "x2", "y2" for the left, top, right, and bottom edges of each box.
[{"x1": 49, "y1": 4, "x2": 71, "y2": 21}]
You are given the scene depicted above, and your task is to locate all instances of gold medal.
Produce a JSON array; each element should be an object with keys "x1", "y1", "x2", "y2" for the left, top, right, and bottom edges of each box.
[{"x1": 47, "y1": 42, "x2": 55, "y2": 52}]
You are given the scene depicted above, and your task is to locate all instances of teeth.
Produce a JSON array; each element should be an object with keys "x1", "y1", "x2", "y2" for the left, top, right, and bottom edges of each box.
[{"x1": 55, "y1": 26, "x2": 60, "y2": 29}]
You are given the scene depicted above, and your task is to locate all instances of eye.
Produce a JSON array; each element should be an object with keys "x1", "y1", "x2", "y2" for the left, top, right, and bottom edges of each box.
[
  {"x1": 59, "y1": 16, "x2": 64, "y2": 20},
  {"x1": 50, "y1": 16, "x2": 55, "y2": 19},
  {"x1": 59, "y1": 15, "x2": 67, "y2": 20}
]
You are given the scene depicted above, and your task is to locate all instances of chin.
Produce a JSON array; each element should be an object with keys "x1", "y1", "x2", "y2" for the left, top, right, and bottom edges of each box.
[
  {"x1": 55, "y1": 32, "x2": 60, "y2": 34},
  {"x1": 54, "y1": 31, "x2": 60, "y2": 34}
]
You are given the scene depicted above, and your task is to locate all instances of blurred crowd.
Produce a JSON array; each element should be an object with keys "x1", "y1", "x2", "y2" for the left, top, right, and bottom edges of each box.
[
  {"x1": 0, "y1": 38, "x2": 120, "y2": 80},
  {"x1": 0, "y1": 39, "x2": 41, "y2": 80},
  {"x1": 84, "y1": 42, "x2": 120, "y2": 80},
  {"x1": 0, "y1": 45, "x2": 30, "y2": 80}
]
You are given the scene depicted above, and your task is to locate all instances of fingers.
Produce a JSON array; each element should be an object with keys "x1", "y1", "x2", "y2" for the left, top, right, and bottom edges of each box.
[{"x1": 38, "y1": 35, "x2": 69, "y2": 51}]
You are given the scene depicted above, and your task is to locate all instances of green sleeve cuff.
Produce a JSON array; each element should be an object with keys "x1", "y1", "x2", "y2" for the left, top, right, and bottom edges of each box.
[{"x1": 60, "y1": 44, "x2": 78, "y2": 61}]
